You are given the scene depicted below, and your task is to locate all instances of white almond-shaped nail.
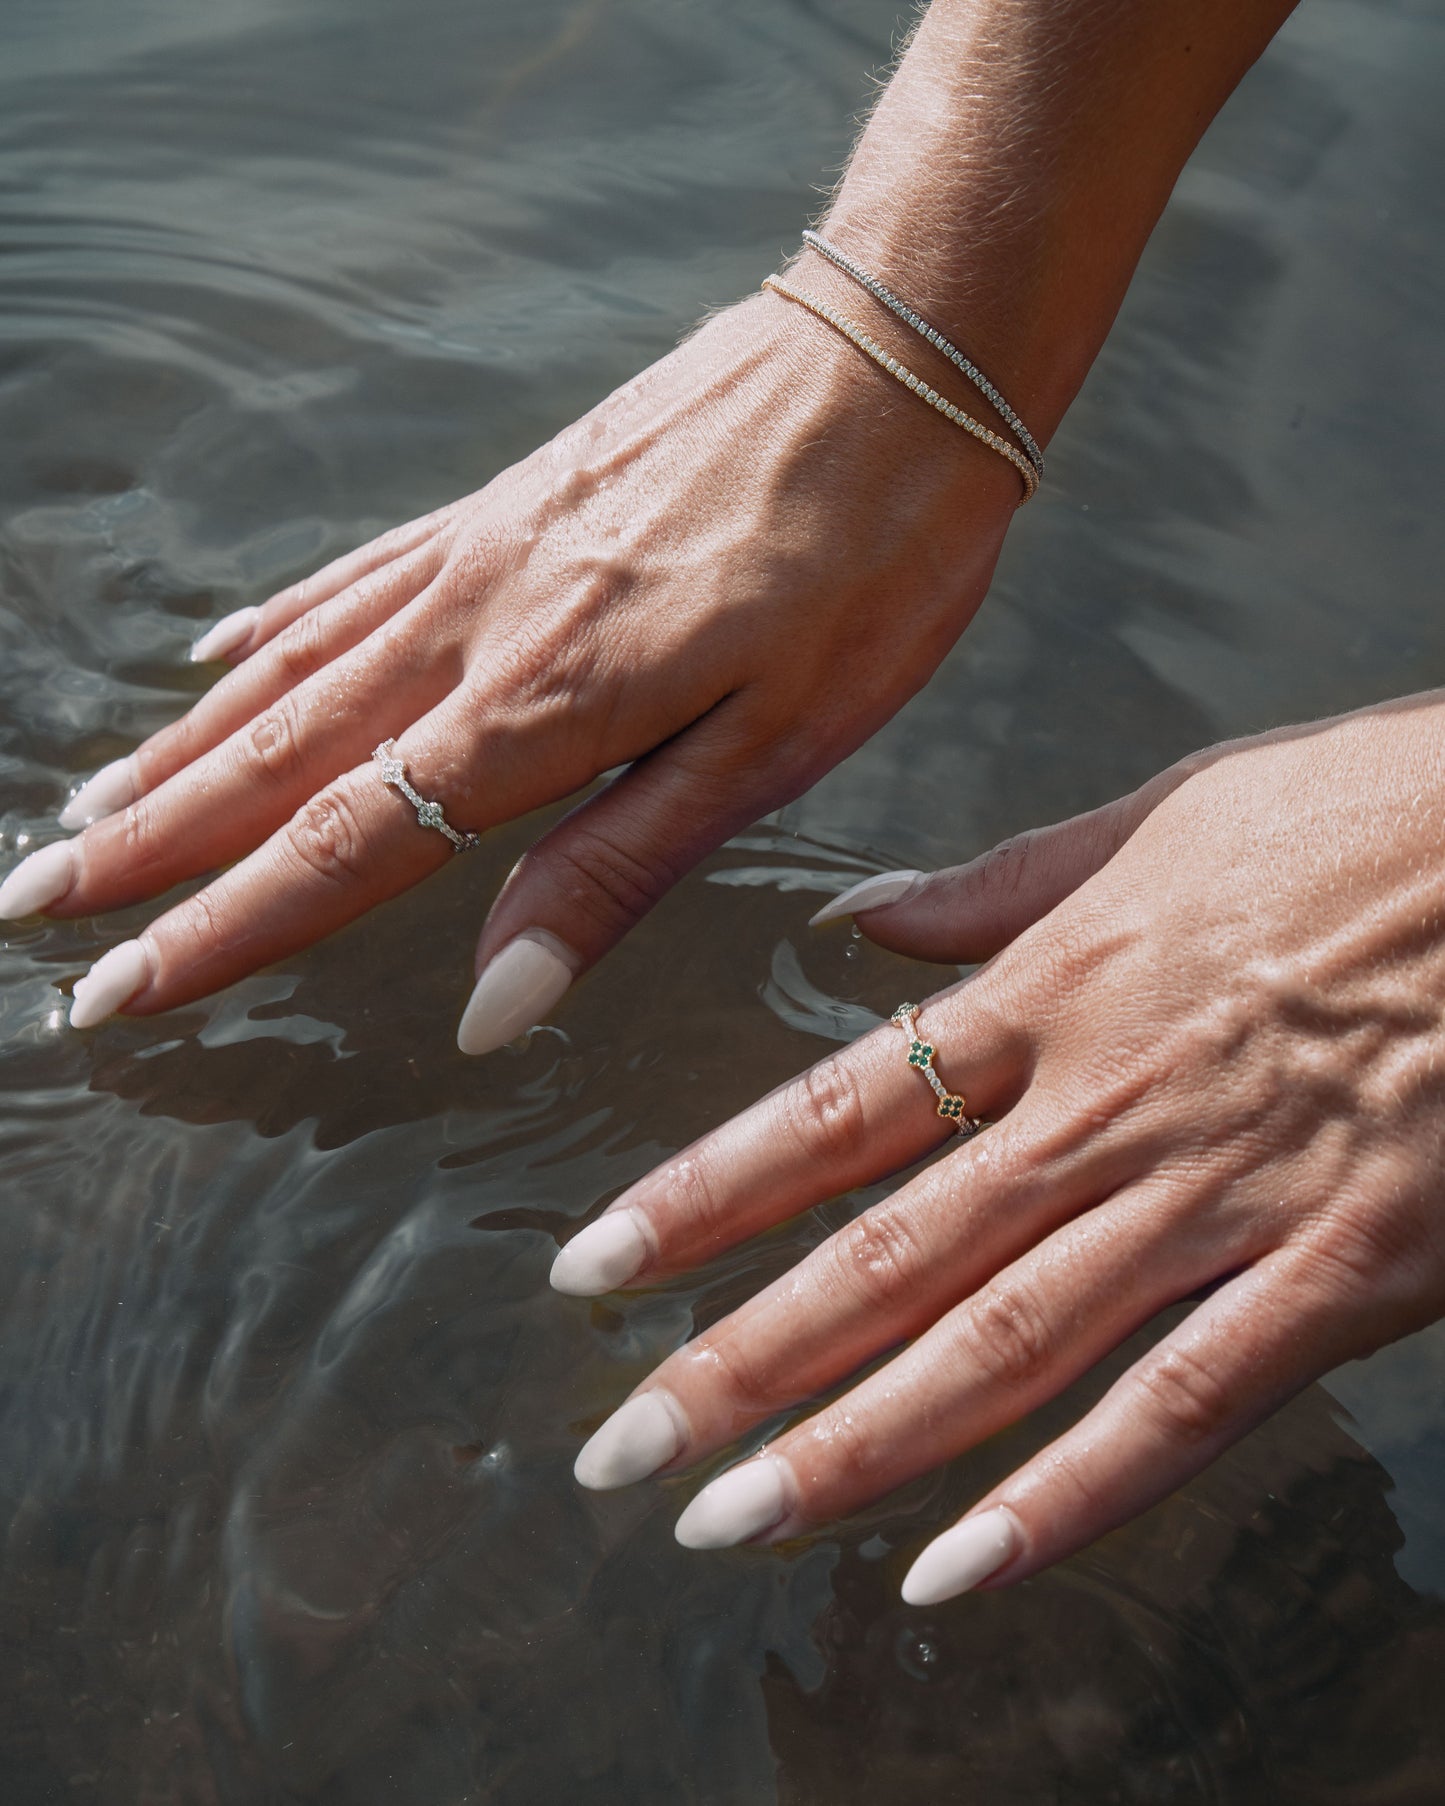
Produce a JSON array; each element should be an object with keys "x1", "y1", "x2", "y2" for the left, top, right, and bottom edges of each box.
[
  {"x1": 69, "y1": 938, "x2": 151, "y2": 1030},
  {"x1": 58, "y1": 756, "x2": 137, "y2": 830},
  {"x1": 550, "y1": 1208, "x2": 647, "y2": 1296},
  {"x1": 675, "y1": 1456, "x2": 789, "y2": 1550},
  {"x1": 809, "y1": 868, "x2": 923, "y2": 927},
  {"x1": 900, "y1": 1507, "x2": 1020, "y2": 1607},
  {"x1": 457, "y1": 931, "x2": 575, "y2": 1056},
  {"x1": 189, "y1": 606, "x2": 259, "y2": 663},
  {"x1": 0, "y1": 840, "x2": 75, "y2": 919},
  {"x1": 575, "y1": 1390, "x2": 685, "y2": 1491}
]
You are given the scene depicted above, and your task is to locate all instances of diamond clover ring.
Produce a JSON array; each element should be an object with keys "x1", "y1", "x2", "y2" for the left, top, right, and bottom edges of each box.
[{"x1": 373, "y1": 741, "x2": 479, "y2": 853}]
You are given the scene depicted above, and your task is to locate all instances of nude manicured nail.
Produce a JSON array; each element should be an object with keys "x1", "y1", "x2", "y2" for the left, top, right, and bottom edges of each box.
[
  {"x1": 0, "y1": 840, "x2": 75, "y2": 918},
  {"x1": 809, "y1": 868, "x2": 923, "y2": 927},
  {"x1": 900, "y1": 1507, "x2": 1020, "y2": 1607},
  {"x1": 69, "y1": 938, "x2": 152, "y2": 1030},
  {"x1": 550, "y1": 1208, "x2": 647, "y2": 1295},
  {"x1": 189, "y1": 606, "x2": 259, "y2": 663},
  {"x1": 574, "y1": 1390, "x2": 685, "y2": 1490},
  {"x1": 674, "y1": 1456, "x2": 790, "y2": 1550},
  {"x1": 457, "y1": 931, "x2": 575, "y2": 1056},
  {"x1": 58, "y1": 756, "x2": 136, "y2": 830}
]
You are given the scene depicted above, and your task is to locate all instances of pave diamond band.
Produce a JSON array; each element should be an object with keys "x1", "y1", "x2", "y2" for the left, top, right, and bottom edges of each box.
[
  {"x1": 801, "y1": 229, "x2": 1044, "y2": 483},
  {"x1": 892, "y1": 1002, "x2": 982, "y2": 1138},
  {"x1": 373, "y1": 741, "x2": 479, "y2": 853},
  {"x1": 761, "y1": 276, "x2": 1038, "y2": 503}
]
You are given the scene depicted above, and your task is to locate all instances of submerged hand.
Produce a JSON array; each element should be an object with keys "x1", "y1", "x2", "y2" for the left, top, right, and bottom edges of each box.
[
  {"x1": 1, "y1": 290, "x2": 1019, "y2": 1047},
  {"x1": 557, "y1": 696, "x2": 1445, "y2": 1603}
]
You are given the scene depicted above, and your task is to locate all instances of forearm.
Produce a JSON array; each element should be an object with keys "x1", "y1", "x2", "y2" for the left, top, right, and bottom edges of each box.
[{"x1": 811, "y1": 0, "x2": 1301, "y2": 442}]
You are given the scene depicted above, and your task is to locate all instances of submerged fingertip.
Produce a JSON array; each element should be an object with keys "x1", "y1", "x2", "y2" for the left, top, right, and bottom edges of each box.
[
  {"x1": 900, "y1": 1506, "x2": 1021, "y2": 1607},
  {"x1": 68, "y1": 936, "x2": 153, "y2": 1030},
  {"x1": 574, "y1": 1389, "x2": 685, "y2": 1490},
  {"x1": 550, "y1": 1207, "x2": 647, "y2": 1295},
  {"x1": 675, "y1": 1455, "x2": 791, "y2": 1550},
  {"x1": 457, "y1": 931, "x2": 577, "y2": 1056}
]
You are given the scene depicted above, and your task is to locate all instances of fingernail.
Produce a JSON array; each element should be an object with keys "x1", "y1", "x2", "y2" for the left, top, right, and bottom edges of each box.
[
  {"x1": 675, "y1": 1456, "x2": 790, "y2": 1550},
  {"x1": 189, "y1": 606, "x2": 259, "y2": 663},
  {"x1": 809, "y1": 868, "x2": 923, "y2": 927},
  {"x1": 900, "y1": 1507, "x2": 1020, "y2": 1606},
  {"x1": 457, "y1": 930, "x2": 576, "y2": 1056},
  {"x1": 550, "y1": 1208, "x2": 647, "y2": 1295},
  {"x1": 58, "y1": 756, "x2": 136, "y2": 830},
  {"x1": 69, "y1": 938, "x2": 152, "y2": 1030},
  {"x1": 574, "y1": 1389, "x2": 686, "y2": 1490},
  {"x1": 0, "y1": 840, "x2": 75, "y2": 918}
]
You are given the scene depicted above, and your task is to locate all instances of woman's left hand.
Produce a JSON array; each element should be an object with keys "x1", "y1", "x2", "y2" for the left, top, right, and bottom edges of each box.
[{"x1": 550, "y1": 693, "x2": 1445, "y2": 1604}]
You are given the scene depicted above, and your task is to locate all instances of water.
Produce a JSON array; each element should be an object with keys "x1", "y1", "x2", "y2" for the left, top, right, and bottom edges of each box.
[{"x1": 3, "y1": 0, "x2": 1445, "y2": 1799}]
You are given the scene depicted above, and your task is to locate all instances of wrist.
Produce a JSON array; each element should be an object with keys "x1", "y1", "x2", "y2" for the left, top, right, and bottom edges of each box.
[{"x1": 819, "y1": 0, "x2": 1300, "y2": 441}]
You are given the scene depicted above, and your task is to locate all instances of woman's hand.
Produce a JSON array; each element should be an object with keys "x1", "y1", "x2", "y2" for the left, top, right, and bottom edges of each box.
[
  {"x1": 0, "y1": 289, "x2": 1021, "y2": 1048},
  {"x1": 555, "y1": 695, "x2": 1445, "y2": 1604},
  {"x1": 0, "y1": 0, "x2": 1306, "y2": 1052}
]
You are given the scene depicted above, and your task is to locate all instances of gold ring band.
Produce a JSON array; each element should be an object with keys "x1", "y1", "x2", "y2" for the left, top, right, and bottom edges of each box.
[{"x1": 892, "y1": 1003, "x2": 982, "y2": 1137}]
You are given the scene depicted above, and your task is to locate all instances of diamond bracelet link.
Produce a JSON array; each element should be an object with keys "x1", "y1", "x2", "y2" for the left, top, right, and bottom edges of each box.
[
  {"x1": 762, "y1": 276, "x2": 1038, "y2": 503},
  {"x1": 373, "y1": 740, "x2": 479, "y2": 853},
  {"x1": 801, "y1": 228, "x2": 1044, "y2": 484}
]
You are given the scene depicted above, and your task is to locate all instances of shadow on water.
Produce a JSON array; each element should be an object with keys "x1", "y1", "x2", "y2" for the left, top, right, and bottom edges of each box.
[{"x1": 3, "y1": 0, "x2": 1445, "y2": 1801}]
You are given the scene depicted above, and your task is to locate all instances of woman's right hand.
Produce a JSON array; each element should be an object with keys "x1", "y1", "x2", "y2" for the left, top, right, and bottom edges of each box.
[{"x1": 2, "y1": 282, "x2": 1024, "y2": 1049}]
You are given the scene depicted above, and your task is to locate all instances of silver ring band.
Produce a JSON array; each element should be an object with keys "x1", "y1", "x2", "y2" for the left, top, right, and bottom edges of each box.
[{"x1": 373, "y1": 741, "x2": 479, "y2": 853}]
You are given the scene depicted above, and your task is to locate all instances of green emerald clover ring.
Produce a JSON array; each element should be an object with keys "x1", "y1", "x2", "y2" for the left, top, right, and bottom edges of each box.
[{"x1": 892, "y1": 1003, "x2": 982, "y2": 1138}]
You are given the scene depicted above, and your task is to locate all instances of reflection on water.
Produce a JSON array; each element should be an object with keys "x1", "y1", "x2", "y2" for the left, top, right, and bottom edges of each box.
[{"x1": 3, "y1": 0, "x2": 1445, "y2": 1799}]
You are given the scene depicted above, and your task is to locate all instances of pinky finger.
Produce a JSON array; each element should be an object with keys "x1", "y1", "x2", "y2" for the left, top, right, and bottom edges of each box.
[
  {"x1": 189, "y1": 502, "x2": 461, "y2": 664},
  {"x1": 901, "y1": 1245, "x2": 1366, "y2": 1606}
]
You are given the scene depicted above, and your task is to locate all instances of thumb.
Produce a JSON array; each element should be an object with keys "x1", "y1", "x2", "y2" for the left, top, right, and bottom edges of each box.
[
  {"x1": 455, "y1": 699, "x2": 782, "y2": 1055},
  {"x1": 814, "y1": 756, "x2": 1201, "y2": 966}
]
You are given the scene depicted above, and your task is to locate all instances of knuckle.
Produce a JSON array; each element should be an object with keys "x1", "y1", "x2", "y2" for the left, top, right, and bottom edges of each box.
[
  {"x1": 493, "y1": 616, "x2": 581, "y2": 713},
  {"x1": 118, "y1": 793, "x2": 170, "y2": 878},
  {"x1": 270, "y1": 605, "x2": 328, "y2": 687},
  {"x1": 1295, "y1": 1201, "x2": 1417, "y2": 1298},
  {"x1": 133, "y1": 722, "x2": 196, "y2": 792},
  {"x1": 288, "y1": 786, "x2": 368, "y2": 888},
  {"x1": 661, "y1": 1153, "x2": 725, "y2": 1246},
  {"x1": 786, "y1": 1056, "x2": 869, "y2": 1166},
  {"x1": 551, "y1": 828, "x2": 670, "y2": 930},
  {"x1": 953, "y1": 1278, "x2": 1055, "y2": 1390},
  {"x1": 166, "y1": 885, "x2": 235, "y2": 966},
  {"x1": 804, "y1": 1405, "x2": 877, "y2": 1492},
  {"x1": 969, "y1": 834, "x2": 1035, "y2": 901},
  {"x1": 246, "y1": 695, "x2": 305, "y2": 786},
  {"x1": 831, "y1": 1206, "x2": 930, "y2": 1313},
  {"x1": 696, "y1": 1330, "x2": 780, "y2": 1416},
  {"x1": 1134, "y1": 1343, "x2": 1232, "y2": 1448}
]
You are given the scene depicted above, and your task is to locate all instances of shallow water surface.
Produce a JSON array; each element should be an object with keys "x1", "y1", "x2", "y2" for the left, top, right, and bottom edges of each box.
[{"x1": 3, "y1": 1, "x2": 1445, "y2": 1801}]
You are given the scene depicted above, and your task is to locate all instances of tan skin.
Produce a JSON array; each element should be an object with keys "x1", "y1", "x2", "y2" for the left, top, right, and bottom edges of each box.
[
  {"x1": 575, "y1": 698, "x2": 1445, "y2": 1584},
  {"x1": 21, "y1": 0, "x2": 1434, "y2": 1591},
  {"x1": 35, "y1": 296, "x2": 1018, "y2": 1011},
  {"x1": 20, "y1": 0, "x2": 1297, "y2": 1026}
]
